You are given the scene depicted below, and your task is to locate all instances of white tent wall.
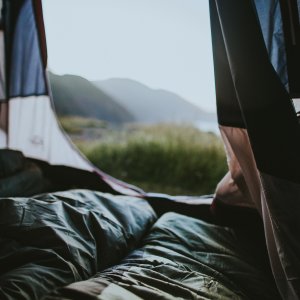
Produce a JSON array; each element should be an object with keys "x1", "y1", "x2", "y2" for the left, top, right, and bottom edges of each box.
[
  {"x1": 0, "y1": 0, "x2": 95, "y2": 172},
  {"x1": 8, "y1": 95, "x2": 93, "y2": 170},
  {"x1": 0, "y1": 102, "x2": 7, "y2": 148}
]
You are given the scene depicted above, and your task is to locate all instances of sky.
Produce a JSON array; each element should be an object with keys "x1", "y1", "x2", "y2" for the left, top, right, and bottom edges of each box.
[{"x1": 42, "y1": 0, "x2": 216, "y2": 112}]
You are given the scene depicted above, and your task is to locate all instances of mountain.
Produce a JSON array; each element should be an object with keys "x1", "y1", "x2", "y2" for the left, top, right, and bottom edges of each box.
[
  {"x1": 48, "y1": 72, "x2": 216, "y2": 126},
  {"x1": 48, "y1": 72, "x2": 134, "y2": 124},
  {"x1": 93, "y1": 78, "x2": 216, "y2": 124}
]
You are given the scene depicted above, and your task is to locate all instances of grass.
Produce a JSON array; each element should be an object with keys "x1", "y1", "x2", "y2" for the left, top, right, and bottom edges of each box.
[
  {"x1": 59, "y1": 116, "x2": 107, "y2": 134},
  {"x1": 71, "y1": 122, "x2": 227, "y2": 196}
]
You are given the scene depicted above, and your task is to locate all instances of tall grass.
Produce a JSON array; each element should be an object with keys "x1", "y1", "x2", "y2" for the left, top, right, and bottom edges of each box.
[
  {"x1": 59, "y1": 116, "x2": 107, "y2": 134},
  {"x1": 76, "y1": 123, "x2": 227, "y2": 195}
]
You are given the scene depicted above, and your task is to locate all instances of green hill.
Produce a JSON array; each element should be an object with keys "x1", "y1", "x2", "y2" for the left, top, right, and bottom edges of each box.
[
  {"x1": 48, "y1": 72, "x2": 134, "y2": 124},
  {"x1": 94, "y1": 78, "x2": 216, "y2": 124}
]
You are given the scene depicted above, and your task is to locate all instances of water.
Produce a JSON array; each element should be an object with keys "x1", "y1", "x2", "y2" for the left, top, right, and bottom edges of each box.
[{"x1": 195, "y1": 120, "x2": 219, "y2": 135}]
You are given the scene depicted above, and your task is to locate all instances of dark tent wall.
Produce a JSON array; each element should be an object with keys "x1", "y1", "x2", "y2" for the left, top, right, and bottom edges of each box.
[
  {"x1": 210, "y1": 0, "x2": 300, "y2": 298},
  {"x1": 277, "y1": 0, "x2": 300, "y2": 97}
]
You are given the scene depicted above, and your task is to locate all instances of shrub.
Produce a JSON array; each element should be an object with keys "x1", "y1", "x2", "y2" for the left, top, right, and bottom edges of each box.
[
  {"x1": 59, "y1": 116, "x2": 107, "y2": 134},
  {"x1": 78, "y1": 124, "x2": 227, "y2": 195}
]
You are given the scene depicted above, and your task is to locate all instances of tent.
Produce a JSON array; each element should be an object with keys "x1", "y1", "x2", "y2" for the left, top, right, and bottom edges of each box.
[
  {"x1": 0, "y1": 0, "x2": 146, "y2": 198},
  {"x1": 210, "y1": 1, "x2": 300, "y2": 298},
  {"x1": 0, "y1": 0, "x2": 299, "y2": 299}
]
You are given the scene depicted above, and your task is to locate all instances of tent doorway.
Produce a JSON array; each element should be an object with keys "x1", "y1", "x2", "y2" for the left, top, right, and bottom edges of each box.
[{"x1": 42, "y1": 0, "x2": 225, "y2": 196}]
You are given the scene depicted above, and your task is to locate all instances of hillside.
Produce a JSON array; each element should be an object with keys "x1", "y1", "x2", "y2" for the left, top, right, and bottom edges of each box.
[
  {"x1": 94, "y1": 78, "x2": 216, "y2": 123},
  {"x1": 48, "y1": 72, "x2": 134, "y2": 124}
]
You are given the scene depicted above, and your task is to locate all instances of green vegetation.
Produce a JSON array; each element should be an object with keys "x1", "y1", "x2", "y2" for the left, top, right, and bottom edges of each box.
[
  {"x1": 49, "y1": 72, "x2": 134, "y2": 123},
  {"x1": 59, "y1": 116, "x2": 107, "y2": 135},
  {"x1": 51, "y1": 72, "x2": 224, "y2": 195},
  {"x1": 67, "y1": 121, "x2": 227, "y2": 196},
  {"x1": 53, "y1": 73, "x2": 225, "y2": 195}
]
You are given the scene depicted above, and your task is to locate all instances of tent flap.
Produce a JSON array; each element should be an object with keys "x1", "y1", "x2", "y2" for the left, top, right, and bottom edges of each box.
[{"x1": 210, "y1": 0, "x2": 300, "y2": 298}]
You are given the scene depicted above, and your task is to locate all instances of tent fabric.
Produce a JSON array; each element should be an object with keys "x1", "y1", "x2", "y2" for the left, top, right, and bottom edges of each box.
[
  {"x1": 45, "y1": 212, "x2": 280, "y2": 300},
  {"x1": 210, "y1": 0, "x2": 300, "y2": 298},
  {"x1": 2, "y1": 0, "x2": 92, "y2": 171},
  {"x1": 214, "y1": 127, "x2": 258, "y2": 210},
  {"x1": 0, "y1": 0, "x2": 147, "y2": 197},
  {"x1": 276, "y1": 0, "x2": 300, "y2": 97},
  {"x1": 0, "y1": 0, "x2": 299, "y2": 298},
  {"x1": 0, "y1": 149, "x2": 51, "y2": 197},
  {"x1": 8, "y1": 96, "x2": 93, "y2": 169},
  {"x1": 0, "y1": 160, "x2": 50, "y2": 197},
  {"x1": 253, "y1": 0, "x2": 300, "y2": 96},
  {"x1": 9, "y1": 0, "x2": 46, "y2": 98},
  {"x1": 0, "y1": 31, "x2": 5, "y2": 100},
  {"x1": 253, "y1": 0, "x2": 289, "y2": 90},
  {"x1": 0, "y1": 101, "x2": 7, "y2": 148},
  {"x1": 0, "y1": 190, "x2": 157, "y2": 300},
  {"x1": 0, "y1": 149, "x2": 22, "y2": 177}
]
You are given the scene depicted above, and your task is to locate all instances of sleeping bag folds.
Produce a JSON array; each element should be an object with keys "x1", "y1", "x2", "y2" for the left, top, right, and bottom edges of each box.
[
  {"x1": 0, "y1": 150, "x2": 280, "y2": 299},
  {"x1": 0, "y1": 0, "x2": 298, "y2": 297},
  {"x1": 0, "y1": 188, "x2": 280, "y2": 300}
]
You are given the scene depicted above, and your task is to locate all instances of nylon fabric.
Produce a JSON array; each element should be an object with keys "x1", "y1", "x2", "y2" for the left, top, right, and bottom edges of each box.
[
  {"x1": 253, "y1": 0, "x2": 288, "y2": 90},
  {"x1": 0, "y1": 190, "x2": 157, "y2": 300},
  {"x1": 9, "y1": 0, "x2": 46, "y2": 97},
  {"x1": 260, "y1": 173, "x2": 300, "y2": 298},
  {"x1": 46, "y1": 213, "x2": 279, "y2": 300},
  {"x1": 211, "y1": 1, "x2": 300, "y2": 298},
  {"x1": 8, "y1": 96, "x2": 92, "y2": 170},
  {"x1": 0, "y1": 31, "x2": 5, "y2": 100}
]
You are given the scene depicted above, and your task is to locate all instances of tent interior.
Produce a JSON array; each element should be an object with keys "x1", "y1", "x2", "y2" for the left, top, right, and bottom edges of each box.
[{"x1": 0, "y1": 0, "x2": 300, "y2": 299}]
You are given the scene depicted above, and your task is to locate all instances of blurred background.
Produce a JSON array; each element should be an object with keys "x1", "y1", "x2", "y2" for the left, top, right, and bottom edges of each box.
[{"x1": 42, "y1": 0, "x2": 227, "y2": 195}]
